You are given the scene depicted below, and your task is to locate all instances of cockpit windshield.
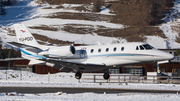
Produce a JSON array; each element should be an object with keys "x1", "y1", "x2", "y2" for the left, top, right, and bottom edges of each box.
[{"x1": 142, "y1": 44, "x2": 154, "y2": 50}]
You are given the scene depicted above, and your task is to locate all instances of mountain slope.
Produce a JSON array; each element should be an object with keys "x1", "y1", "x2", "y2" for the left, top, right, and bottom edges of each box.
[{"x1": 0, "y1": 0, "x2": 180, "y2": 49}]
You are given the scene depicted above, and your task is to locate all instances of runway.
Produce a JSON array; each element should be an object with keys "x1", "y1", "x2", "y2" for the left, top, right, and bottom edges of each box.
[{"x1": 0, "y1": 87, "x2": 179, "y2": 94}]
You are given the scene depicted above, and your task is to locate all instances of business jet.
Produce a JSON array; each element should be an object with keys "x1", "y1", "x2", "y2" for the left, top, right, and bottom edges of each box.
[{"x1": 8, "y1": 23, "x2": 174, "y2": 80}]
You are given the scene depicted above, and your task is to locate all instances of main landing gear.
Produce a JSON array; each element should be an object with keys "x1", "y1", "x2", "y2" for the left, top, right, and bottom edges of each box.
[
  {"x1": 103, "y1": 73, "x2": 110, "y2": 80},
  {"x1": 103, "y1": 69, "x2": 110, "y2": 80},
  {"x1": 75, "y1": 72, "x2": 82, "y2": 79},
  {"x1": 75, "y1": 70, "x2": 110, "y2": 80}
]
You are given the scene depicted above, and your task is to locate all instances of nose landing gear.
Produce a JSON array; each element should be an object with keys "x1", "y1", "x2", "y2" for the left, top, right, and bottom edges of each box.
[{"x1": 154, "y1": 62, "x2": 161, "y2": 74}]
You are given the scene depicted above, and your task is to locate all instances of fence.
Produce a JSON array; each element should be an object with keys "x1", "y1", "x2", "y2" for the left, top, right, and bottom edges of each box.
[
  {"x1": 0, "y1": 67, "x2": 21, "y2": 80},
  {"x1": 1, "y1": 67, "x2": 180, "y2": 84},
  {"x1": 0, "y1": 68, "x2": 52, "y2": 83},
  {"x1": 0, "y1": 66, "x2": 32, "y2": 72},
  {"x1": 0, "y1": 67, "x2": 33, "y2": 81},
  {"x1": 79, "y1": 74, "x2": 180, "y2": 84}
]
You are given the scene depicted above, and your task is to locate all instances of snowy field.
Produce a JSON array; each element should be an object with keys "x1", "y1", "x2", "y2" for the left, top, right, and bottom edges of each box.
[
  {"x1": 1, "y1": 0, "x2": 180, "y2": 48},
  {"x1": 1, "y1": 92, "x2": 180, "y2": 101},
  {"x1": 0, "y1": 70, "x2": 180, "y2": 100},
  {"x1": 0, "y1": 70, "x2": 180, "y2": 91}
]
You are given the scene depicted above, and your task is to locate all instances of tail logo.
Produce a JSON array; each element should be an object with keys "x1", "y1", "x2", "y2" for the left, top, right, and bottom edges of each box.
[
  {"x1": 19, "y1": 37, "x2": 33, "y2": 42},
  {"x1": 21, "y1": 30, "x2": 26, "y2": 33}
]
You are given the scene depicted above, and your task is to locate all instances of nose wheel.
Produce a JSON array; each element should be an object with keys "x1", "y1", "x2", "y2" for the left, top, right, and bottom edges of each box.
[{"x1": 75, "y1": 72, "x2": 82, "y2": 79}]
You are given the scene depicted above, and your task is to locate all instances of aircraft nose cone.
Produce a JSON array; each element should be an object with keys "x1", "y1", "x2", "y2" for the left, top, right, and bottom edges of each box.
[{"x1": 165, "y1": 53, "x2": 175, "y2": 60}]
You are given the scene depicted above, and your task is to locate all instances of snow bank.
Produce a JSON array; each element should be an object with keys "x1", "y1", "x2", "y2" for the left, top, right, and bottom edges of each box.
[
  {"x1": 0, "y1": 70, "x2": 180, "y2": 91},
  {"x1": 0, "y1": 92, "x2": 180, "y2": 101}
]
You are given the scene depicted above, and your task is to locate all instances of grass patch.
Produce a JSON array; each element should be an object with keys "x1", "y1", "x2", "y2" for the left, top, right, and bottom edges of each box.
[
  {"x1": 44, "y1": 12, "x2": 112, "y2": 22},
  {"x1": 29, "y1": 25, "x2": 59, "y2": 31},
  {"x1": 1, "y1": 27, "x2": 15, "y2": 36},
  {"x1": 32, "y1": 33, "x2": 74, "y2": 45},
  {"x1": 29, "y1": 24, "x2": 164, "y2": 42},
  {"x1": 171, "y1": 26, "x2": 180, "y2": 44},
  {"x1": 62, "y1": 24, "x2": 95, "y2": 35}
]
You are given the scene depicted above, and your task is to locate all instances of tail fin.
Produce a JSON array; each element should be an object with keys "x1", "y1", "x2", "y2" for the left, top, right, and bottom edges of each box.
[{"x1": 14, "y1": 23, "x2": 39, "y2": 47}]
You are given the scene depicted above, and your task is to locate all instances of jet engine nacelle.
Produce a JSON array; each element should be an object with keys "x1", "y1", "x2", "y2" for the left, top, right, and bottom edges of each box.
[{"x1": 39, "y1": 45, "x2": 76, "y2": 58}]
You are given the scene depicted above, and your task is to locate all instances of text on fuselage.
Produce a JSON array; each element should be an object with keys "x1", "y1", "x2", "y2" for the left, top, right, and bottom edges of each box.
[{"x1": 19, "y1": 37, "x2": 33, "y2": 42}]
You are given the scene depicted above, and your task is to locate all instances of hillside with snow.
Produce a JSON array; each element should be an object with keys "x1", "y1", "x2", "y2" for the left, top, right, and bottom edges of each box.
[{"x1": 0, "y1": 0, "x2": 180, "y2": 49}]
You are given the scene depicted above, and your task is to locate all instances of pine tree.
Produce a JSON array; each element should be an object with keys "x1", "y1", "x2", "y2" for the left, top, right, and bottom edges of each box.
[{"x1": 175, "y1": 49, "x2": 180, "y2": 56}]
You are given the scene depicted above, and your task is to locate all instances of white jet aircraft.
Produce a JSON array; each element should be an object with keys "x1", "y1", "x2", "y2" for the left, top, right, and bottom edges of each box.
[{"x1": 8, "y1": 23, "x2": 174, "y2": 80}]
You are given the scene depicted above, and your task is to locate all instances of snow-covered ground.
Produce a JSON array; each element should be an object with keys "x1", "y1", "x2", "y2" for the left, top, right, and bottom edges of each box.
[
  {"x1": 1, "y1": 70, "x2": 180, "y2": 91},
  {"x1": 0, "y1": 70, "x2": 180, "y2": 100},
  {"x1": 1, "y1": 92, "x2": 180, "y2": 101}
]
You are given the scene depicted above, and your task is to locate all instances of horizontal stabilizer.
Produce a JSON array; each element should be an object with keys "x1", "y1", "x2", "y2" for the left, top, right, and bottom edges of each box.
[
  {"x1": 8, "y1": 42, "x2": 43, "y2": 53},
  {"x1": 8, "y1": 42, "x2": 39, "y2": 49}
]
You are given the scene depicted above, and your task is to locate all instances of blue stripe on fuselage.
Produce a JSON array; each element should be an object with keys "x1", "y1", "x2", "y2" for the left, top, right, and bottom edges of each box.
[
  {"x1": 20, "y1": 49, "x2": 47, "y2": 59},
  {"x1": 89, "y1": 54, "x2": 151, "y2": 57}
]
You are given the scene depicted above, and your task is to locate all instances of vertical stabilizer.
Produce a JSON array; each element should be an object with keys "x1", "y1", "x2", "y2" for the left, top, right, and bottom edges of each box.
[{"x1": 14, "y1": 23, "x2": 39, "y2": 47}]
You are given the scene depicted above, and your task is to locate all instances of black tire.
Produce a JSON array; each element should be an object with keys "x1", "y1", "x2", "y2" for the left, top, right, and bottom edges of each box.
[
  {"x1": 103, "y1": 73, "x2": 110, "y2": 80},
  {"x1": 75, "y1": 72, "x2": 82, "y2": 79}
]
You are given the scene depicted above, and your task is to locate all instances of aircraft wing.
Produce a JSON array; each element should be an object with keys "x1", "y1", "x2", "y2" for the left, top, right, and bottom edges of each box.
[
  {"x1": 8, "y1": 42, "x2": 37, "y2": 48},
  {"x1": 38, "y1": 58, "x2": 106, "y2": 72},
  {"x1": 39, "y1": 58, "x2": 106, "y2": 66}
]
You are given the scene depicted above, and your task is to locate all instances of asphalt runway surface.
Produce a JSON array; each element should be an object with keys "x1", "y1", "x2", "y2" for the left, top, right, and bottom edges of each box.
[{"x1": 0, "y1": 87, "x2": 179, "y2": 94}]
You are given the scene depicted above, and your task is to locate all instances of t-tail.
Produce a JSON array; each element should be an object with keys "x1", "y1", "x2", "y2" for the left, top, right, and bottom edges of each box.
[
  {"x1": 12, "y1": 23, "x2": 46, "y2": 65},
  {"x1": 14, "y1": 23, "x2": 39, "y2": 48}
]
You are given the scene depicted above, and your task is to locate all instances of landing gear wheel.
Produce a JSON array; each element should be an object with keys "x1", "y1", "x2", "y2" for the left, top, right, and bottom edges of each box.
[
  {"x1": 75, "y1": 72, "x2": 82, "y2": 79},
  {"x1": 103, "y1": 73, "x2": 110, "y2": 80}
]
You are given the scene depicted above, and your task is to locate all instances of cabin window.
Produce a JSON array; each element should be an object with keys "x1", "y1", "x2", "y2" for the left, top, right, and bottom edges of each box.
[
  {"x1": 90, "y1": 49, "x2": 94, "y2": 53},
  {"x1": 140, "y1": 45, "x2": 144, "y2": 50},
  {"x1": 143, "y1": 44, "x2": 154, "y2": 50},
  {"x1": 136, "y1": 46, "x2": 139, "y2": 50},
  {"x1": 121, "y1": 47, "x2": 124, "y2": 51},
  {"x1": 113, "y1": 47, "x2": 117, "y2": 52},
  {"x1": 106, "y1": 48, "x2": 109, "y2": 52},
  {"x1": 98, "y1": 48, "x2": 101, "y2": 53}
]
